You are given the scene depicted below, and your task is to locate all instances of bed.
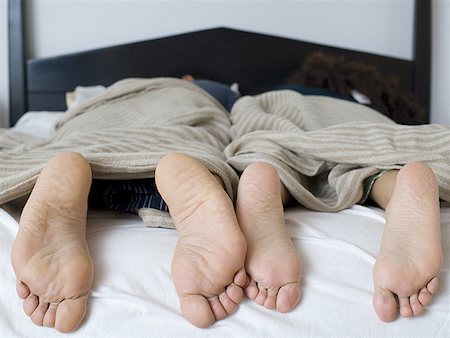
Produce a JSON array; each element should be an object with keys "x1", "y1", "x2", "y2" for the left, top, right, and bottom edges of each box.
[{"x1": 3, "y1": 0, "x2": 449, "y2": 337}]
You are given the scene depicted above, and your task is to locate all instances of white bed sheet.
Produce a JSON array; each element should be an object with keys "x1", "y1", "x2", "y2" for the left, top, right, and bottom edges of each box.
[{"x1": 1, "y1": 204, "x2": 449, "y2": 338}]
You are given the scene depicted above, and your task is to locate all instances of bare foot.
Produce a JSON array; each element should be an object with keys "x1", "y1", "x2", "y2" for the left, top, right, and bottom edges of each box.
[
  {"x1": 155, "y1": 153, "x2": 247, "y2": 328},
  {"x1": 236, "y1": 162, "x2": 302, "y2": 312},
  {"x1": 10, "y1": 152, "x2": 94, "y2": 333},
  {"x1": 373, "y1": 163, "x2": 443, "y2": 321}
]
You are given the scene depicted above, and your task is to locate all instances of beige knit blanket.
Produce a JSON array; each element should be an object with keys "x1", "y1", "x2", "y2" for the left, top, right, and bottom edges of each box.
[
  {"x1": 226, "y1": 91, "x2": 450, "y2": 210},
  {"x1": 1, "y1": 77, "x2": 450, "y2": 228},
  {"x1": 0, "y1": 78, "x2": 238, "y2": 228}
]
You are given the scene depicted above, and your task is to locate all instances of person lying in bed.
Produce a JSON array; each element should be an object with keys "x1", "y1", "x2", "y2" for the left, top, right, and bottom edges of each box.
[{"x1": 7, "y1": 78, "x2": 443, "y2": 333}]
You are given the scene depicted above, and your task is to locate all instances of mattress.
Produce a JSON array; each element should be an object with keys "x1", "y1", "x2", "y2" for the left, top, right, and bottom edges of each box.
[{"x1": 1, "y1": 113, "x2": 449, "y2": 337}]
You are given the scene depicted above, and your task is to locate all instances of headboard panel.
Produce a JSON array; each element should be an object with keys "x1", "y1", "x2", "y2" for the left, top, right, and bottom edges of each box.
[
  {"x1": 8, "y1": 0, "x2": 431, "y2": 126},
  {"x1": 25, "y1": 28, "x2": 415, "y2": 112}
]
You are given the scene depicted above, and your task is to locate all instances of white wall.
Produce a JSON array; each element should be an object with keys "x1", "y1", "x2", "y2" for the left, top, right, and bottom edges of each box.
[
  {"x1": 431, "y1": 0, "x2": 450, "y2": 125},
  {"x1": 26, "y1": 0, "x2": 414, "y2": 60},
  {"x1": 1, "y1": 0, "x2": 448, "y2": 127}
]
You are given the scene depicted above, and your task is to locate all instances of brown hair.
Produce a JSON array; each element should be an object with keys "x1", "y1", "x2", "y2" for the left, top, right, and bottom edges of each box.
[{"x1": 287, "y1": 52, "x2": 426, "y2": 125}]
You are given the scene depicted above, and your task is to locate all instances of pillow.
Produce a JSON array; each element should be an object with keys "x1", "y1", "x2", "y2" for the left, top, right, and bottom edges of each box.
[
  {"x1": 66, "y1": 85, "x2": 107, "y2": 109},
  {"x1": 13, "y1": 111, "x2": 65, "y2": 138}
]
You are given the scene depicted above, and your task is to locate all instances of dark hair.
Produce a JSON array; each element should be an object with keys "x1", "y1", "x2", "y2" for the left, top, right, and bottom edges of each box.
[{"x1": 287, "y1": 52, "x2": 426, "y2": 125}]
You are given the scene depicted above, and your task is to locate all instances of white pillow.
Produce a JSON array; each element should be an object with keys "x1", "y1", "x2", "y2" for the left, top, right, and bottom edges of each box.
[
  {"x1": 13, "y1": 112, "x2": 65, "y2": 138},
  {"x1": 66, "y1": 85, "x2": 107, "y2": 109}
]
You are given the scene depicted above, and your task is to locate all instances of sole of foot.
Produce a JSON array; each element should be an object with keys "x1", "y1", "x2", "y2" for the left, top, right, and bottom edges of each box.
[
  {"x1": 373, "y1": 163, "x2": 442, "y2": 321},
  {"x1": 236, "y1": 162, "x2": 302, "y2": 312},
  {"x1": 11, "y1": 152, "x2": 94, "y2": 333},
  {"x1": 155, "y1": 153, "x2": 248, "y2": 327}
]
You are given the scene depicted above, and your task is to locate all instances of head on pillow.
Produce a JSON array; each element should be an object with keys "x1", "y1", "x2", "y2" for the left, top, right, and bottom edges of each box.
[{"x1": 287, "y1": 52, "x2": 426, "y2": 125}]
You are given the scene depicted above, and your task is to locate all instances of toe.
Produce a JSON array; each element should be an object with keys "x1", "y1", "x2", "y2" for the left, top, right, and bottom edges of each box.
[
  {"x1": 410, "y1": 293, "x2": 424, "y2": 316},
  {"x1": 55, "y1": 296, "x2": 89, "y2": 333},
  {"x1": 179, "y1": 294, "x2": 215, "y2": 328},
  {"x1": 43, "y1": 303, "x2": 57, "y2": 327},
  {"x1": 276, "y1": 282, "x2": 301, "y2": 313},
  {"x1": 30, "y1": 302, "x2": 49, "y2": 326},
  {"x1": 372, "y1": 288, "x2": 398, "y2": 322},
  {"x1": 418, "y1": 287, "x2": 432, "y2": 306},
  {"x1": 426, "y1": 277, "x2": 439, "y2": 294},
  {"x1": 254, "y1": 286, "x2": 268, "y2": 306},
  {"x1": 16, "y1": 281, "x2": 30, "y2": 299},
  {"x1": 219, "y1": 292, "x2": 238, "y2": 315},
  {"x1": 208, "y1": 295, "x2": 227, "y2": 321},
  {"x1": 417, "y1": 277, "x2": 439, "y2": 307},
  {"x1": 23, "y1": 294, "x2": 39, "y2": 317},
  {"x1": 245, "y1": 280, "x2": 259, "y2": 300},
  {"x1": 226, "y1": 283, "x2": 244, "y2": 304},
  {"x1": 233, "y1": 268, "x2": 248, "y2": 288},
  {"x1": 399, "y1": 296, "x2": 413, "y2": 317},
  {"x1": 264, "y1": 288, "x2": 278, "y2": 310}
]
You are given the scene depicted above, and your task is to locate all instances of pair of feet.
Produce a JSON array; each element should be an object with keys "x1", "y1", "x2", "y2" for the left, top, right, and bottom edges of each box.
[
  {"x1": 10, "y1": 152, "x2": 300, "y2": 332},
  {"x1": 10, "y1": 152, "x2": 442, "y2": 332}
]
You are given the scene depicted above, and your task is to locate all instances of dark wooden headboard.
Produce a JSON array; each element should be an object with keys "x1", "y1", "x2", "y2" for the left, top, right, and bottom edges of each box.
[{"x1": 8, "y1": 0, "x2": 431, "y2": 127}]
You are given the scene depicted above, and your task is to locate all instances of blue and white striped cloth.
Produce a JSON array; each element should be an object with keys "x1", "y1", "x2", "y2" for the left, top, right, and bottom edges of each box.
[{"x1": 90, "y1": 178, "x2": 169, "y2": 214}]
